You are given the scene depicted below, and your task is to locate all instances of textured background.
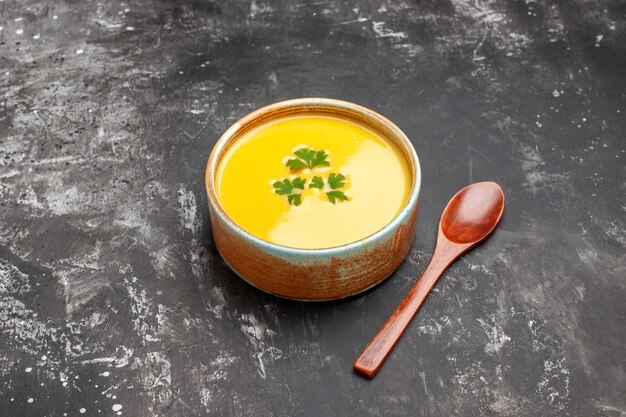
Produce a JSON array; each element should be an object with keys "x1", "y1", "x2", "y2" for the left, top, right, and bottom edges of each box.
[{"x1": 1, "y1": 0, "x2": 625, "y2": 416}]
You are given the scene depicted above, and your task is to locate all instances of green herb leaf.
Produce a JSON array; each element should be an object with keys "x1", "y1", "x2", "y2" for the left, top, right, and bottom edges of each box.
[
  {"x1": 287, "y1": 194, "x2": 302, "y2": 206},
  {"x1": 286, "y1": 147, "x2": 330, "y2": 170},
  {"x1": 327, "y1": 173, "x2": 346, "y2": 189},
  {"x1": 294, "y1": 148, "x2": 316, "y2": 164},
  {"x1": 285, "y1": 158, "x2": 308, "y2": 171},
  {"x1": 292, "y1": 177, "x2": 306, "y2": 189},
  {"x1": 273, "y1": 178, "x2": 294, "y2": 195},
  {"x1": 326, "y1": 190, "x2": 348, "y2": 204},
  {"x1": 309, "y1": 176, "x2": 324, "y2": 189},
  {"x1": 273, "y1": 177, "x2": 306, "y2": 195},
  {"x1": 310, "y1": 150, "x2": 330, "y2": 168}
]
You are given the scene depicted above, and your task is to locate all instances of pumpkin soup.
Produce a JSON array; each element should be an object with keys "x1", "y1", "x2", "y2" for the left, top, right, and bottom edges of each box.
[{"x1": 215, "y1": 115, "x2": 411, "y2": 249}]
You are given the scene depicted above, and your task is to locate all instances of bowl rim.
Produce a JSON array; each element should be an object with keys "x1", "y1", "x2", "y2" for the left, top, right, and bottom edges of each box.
[{"x1": 205, "y1": 97, "x2": 422, "y2": 254}]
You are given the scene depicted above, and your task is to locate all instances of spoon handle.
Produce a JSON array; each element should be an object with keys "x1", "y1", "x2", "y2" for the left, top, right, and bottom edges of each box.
[{"x1": 354, "y1": 238, "x2": 465, "y2": 378}]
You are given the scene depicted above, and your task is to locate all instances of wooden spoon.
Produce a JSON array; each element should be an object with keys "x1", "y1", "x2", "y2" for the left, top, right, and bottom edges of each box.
[{"x1": 354, "y1": 181, "x2": 505, "y2": 378}]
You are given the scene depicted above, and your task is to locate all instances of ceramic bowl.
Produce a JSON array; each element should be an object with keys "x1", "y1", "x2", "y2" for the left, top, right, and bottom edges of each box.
[{"x1": 205, "y1": 98, "x2": 421, "y2": 300}]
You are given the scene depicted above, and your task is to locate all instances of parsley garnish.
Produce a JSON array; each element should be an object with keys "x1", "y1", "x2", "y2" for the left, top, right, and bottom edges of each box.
[
  {"x1": 325, "y1": 173, "x2": 347, "y2": 203},
  {"x1": 272, "y1": 177, "x2": 306, "y2": 206},
  {"x1": 273, "y1": 147, "x2": 349, "y2": 205},
  {"x1": 291, "y1": 177, "x2": 306, "y2": 189},
  {"x1": 326, "y1": 190, "x2": 349, "y2": 204},
  {"x1": 286, "y1": 147, "x2": 330, "y2": 171},
  {"x1": 309, "y1": 176, "x2": 324, "y2": 189},
  {"x1": 287, "y1": 194, "x2": 302, "y2": 206},
  {"x1": 327, "y1": 173, "x2": 346, "y2": 189}
]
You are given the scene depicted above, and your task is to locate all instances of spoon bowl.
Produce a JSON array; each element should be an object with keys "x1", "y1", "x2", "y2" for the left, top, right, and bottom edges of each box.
[{"x1": 441, "y1": 182, "x2": 505, "y2": 244}]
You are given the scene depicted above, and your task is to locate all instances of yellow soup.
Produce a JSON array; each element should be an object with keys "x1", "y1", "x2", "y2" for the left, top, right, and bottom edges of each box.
[{"x1": 216, "y1": 115, "x2": 412, "y2": 249}]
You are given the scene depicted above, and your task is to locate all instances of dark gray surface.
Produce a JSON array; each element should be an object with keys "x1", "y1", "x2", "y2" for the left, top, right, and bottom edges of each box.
[{"x1": 1, "y1": 0, "x2": 625, "y2": 416}]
